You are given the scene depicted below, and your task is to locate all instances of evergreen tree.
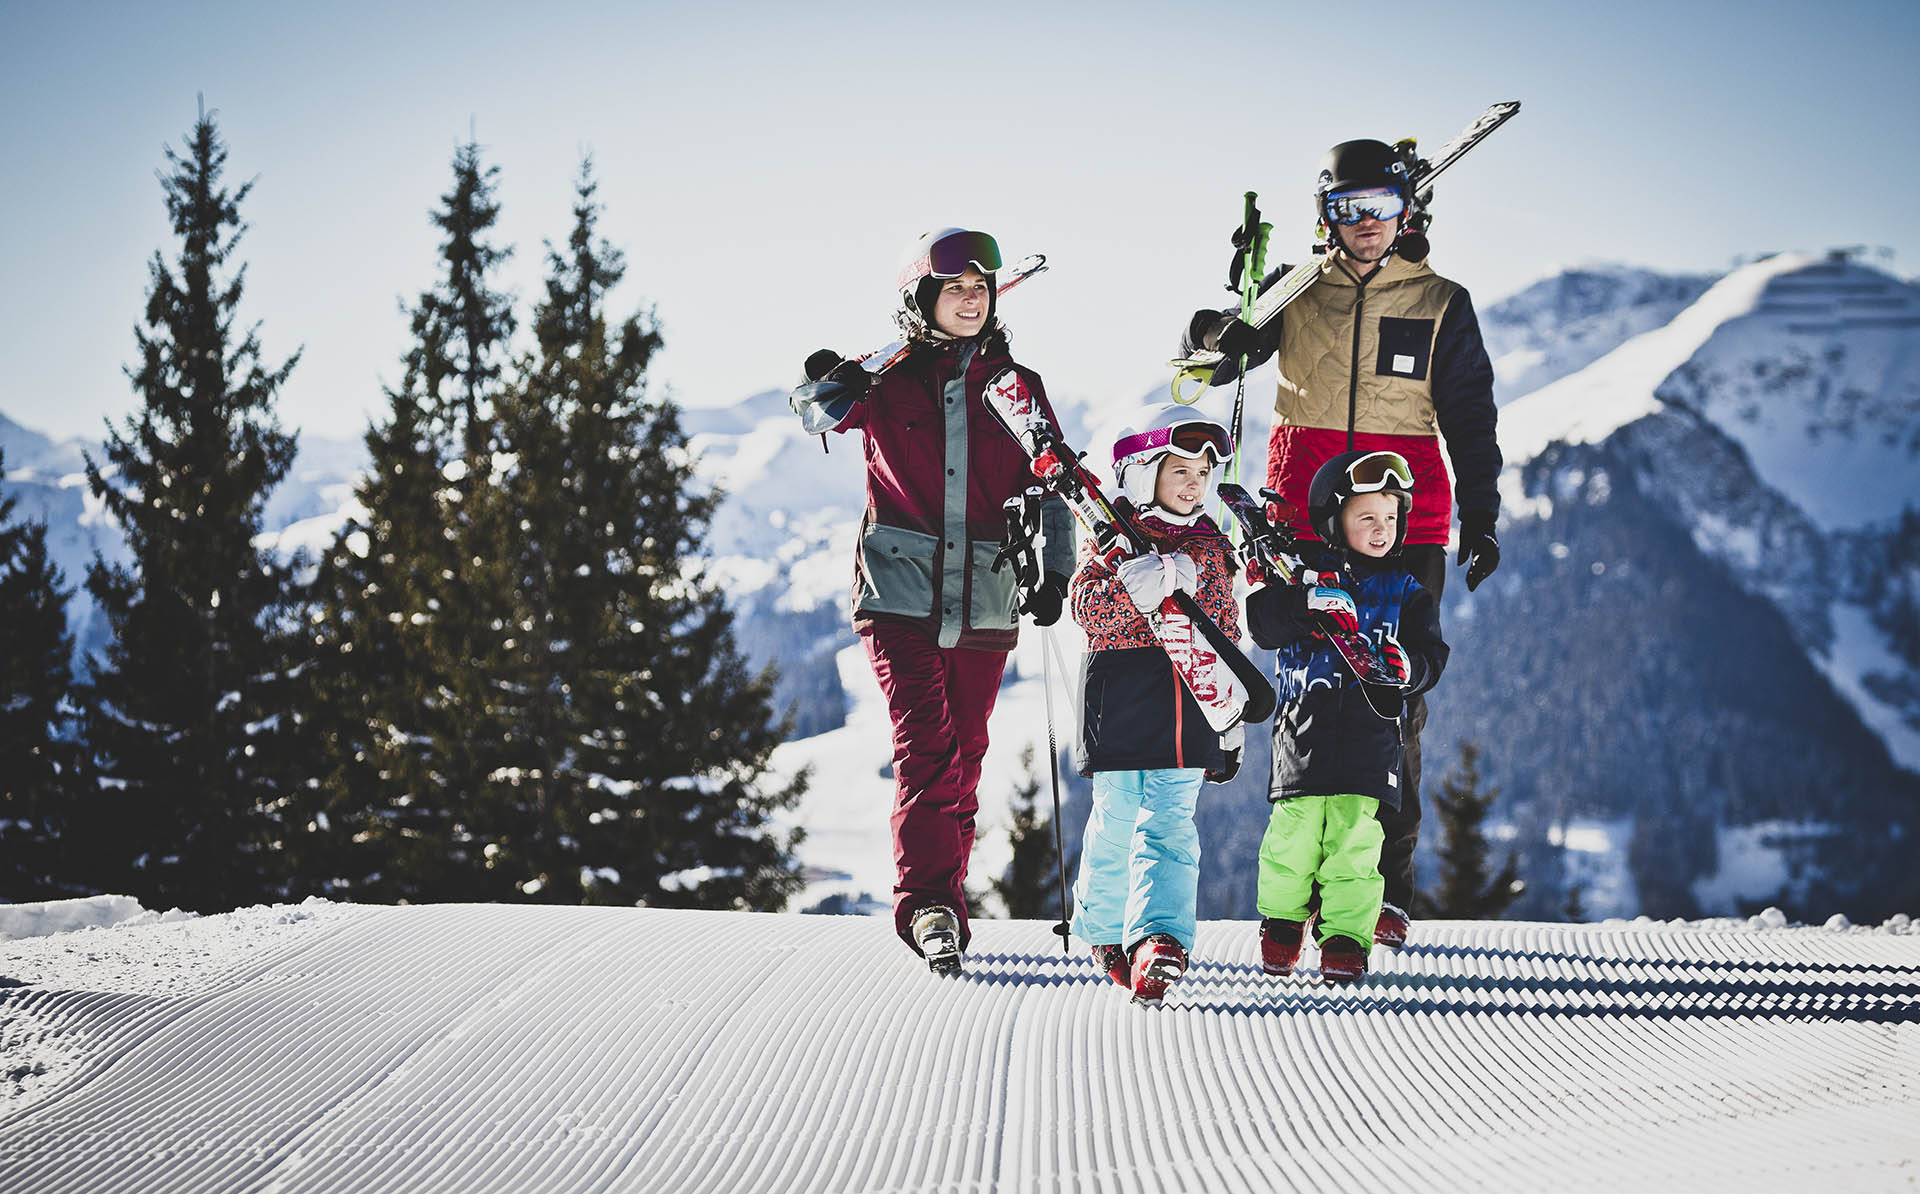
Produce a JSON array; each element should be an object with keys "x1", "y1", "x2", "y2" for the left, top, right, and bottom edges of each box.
[
  {"x1": 291, "y1": 141, "x2": 518, "y2": 901},
  {"x1": 0, "y1": 451, "x2": 86, "y2": 899},
  {"x1": 76, "y1": 105, "x2": 302, "y2": 912},
  {"x1": 992, "y1": 745, "x2": 1066, "y2": 920},
  {"x1": 476, "y1": 161, "x2": 804, "y2": 908},
  {"x1": 1415, "y1": 742, "x2": 1525, "y2": 919}
]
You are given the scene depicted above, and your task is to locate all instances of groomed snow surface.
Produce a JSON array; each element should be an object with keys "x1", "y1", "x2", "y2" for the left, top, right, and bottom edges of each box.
[{"x1": 3, "y1": 899, "x2": 1917, "y2": 1193}]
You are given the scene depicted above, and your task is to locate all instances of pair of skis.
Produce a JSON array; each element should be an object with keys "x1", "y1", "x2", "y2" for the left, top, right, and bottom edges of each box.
[
  {"x1": 1171, "y1": 100, "x2": 1521, "y2": 401},
  {"x1": 982, "y1": 369, "x2": 1275, "y2": 733}
]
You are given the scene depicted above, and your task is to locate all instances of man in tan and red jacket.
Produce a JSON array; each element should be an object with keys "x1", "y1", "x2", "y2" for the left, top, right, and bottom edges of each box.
[{"x1": 1180, "y1": 138, "x2": 1503, "y2": 949}]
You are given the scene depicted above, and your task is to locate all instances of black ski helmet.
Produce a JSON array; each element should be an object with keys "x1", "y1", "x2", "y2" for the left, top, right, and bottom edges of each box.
[
  {"x1": 1314, "y1": 139, "x2": 1410, "y2": 213},
  {"x1": 896, "y1": 227, "x2": 1000, "y2": 339},
  {"x1": 1314, "y1": 139, "x2": 1422, "y2": 261},
  {"x1": 1307, "y1": 449, "x2": 1415, "y2": 554}
]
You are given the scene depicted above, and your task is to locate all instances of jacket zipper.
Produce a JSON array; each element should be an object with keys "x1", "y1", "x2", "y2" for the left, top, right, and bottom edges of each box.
[{"x1": 1346, "y1": 277, "x2": 1367, "y2": 451}]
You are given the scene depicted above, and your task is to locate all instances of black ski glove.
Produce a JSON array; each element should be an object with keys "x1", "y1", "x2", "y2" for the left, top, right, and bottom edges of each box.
[
  {"x1": 802, "y1": 348, "x2": 841, "y2": 381},
  {"x1": 803, "y1": 348, "x2": 874, "y2": 400},
  {"x1": 1205, "y1": 724, "x2": 1245, "y2": 785},
  {"x1": 1457, "y1": 510, "x2": 1500, "y2": 591},
  {"x1": 1020, "y1": 572, "x2": 1070, "y2": 627},
  {"x1": 1199, "y1": 312, "x2": 1258, "y2": 360}
]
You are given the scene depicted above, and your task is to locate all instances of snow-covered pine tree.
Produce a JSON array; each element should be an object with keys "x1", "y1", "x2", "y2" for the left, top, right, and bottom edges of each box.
[
  {"x1": 0, "y1": 449, "x2": 86, "y2": 900},
  {"x1": 291, "y1": 141, "x2": 519, "y2": 902},
  {"x1": 76, "y1": 104, "x2": 304, "y2": 913},
  {"x1": 1417, "y1": 741, "x2": 1524, "y2": 920},
  {"x1": 477, "y1": 161, "x2": 803, "y2": 909}
]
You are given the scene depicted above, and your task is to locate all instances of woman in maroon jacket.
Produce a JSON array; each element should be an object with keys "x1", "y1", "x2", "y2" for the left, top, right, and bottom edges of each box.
[{"x1": 790, "y1": 228, "x2": 1074, "y2": 973}]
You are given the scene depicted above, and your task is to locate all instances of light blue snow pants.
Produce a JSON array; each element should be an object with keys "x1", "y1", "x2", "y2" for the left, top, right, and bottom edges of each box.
[{"x1": 1070, "y1": 768, "x2": 1204, "y2": 951}]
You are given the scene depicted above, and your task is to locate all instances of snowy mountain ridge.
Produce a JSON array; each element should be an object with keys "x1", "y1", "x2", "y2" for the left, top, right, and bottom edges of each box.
[
  {"x1": 1478, "y1": 262, "x2": 1719, "y2": 404},
  {"x1": 1494, "y1": 253, "x2": 1920, "y2": 771},
  {"x1": 1, "y1": 898, "x2": 1915, "y2": 1193}
]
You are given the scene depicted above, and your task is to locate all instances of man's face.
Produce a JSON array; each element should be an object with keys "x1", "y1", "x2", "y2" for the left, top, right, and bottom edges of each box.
[
  {"x1": 1337, "y1": 214, "x2": 1399, "y2": 263},
  {"x1": 1326, "y1": 186, "x2": 1404, "y2": 265}
]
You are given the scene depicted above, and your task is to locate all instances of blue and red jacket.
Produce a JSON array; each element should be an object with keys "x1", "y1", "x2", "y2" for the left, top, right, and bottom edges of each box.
[{"x1": 1246, "y1": 549, "x2": 1448, "y2": 811}]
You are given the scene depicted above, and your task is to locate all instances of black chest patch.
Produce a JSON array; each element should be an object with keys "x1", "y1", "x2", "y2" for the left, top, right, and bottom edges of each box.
[{"x1": 1375, "y1": 316, "x2": 1434, "y2": 380}]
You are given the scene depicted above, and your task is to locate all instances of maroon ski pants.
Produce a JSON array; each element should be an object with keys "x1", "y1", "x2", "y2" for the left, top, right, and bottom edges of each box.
[{"x1": 863, "y1": 622, "x2": 1007, "y2": 952}]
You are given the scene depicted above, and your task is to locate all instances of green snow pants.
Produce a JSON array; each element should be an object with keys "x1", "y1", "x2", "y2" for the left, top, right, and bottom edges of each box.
[{"x1": 1256, "y1": 794, "x2": 1384, "y2": 949}]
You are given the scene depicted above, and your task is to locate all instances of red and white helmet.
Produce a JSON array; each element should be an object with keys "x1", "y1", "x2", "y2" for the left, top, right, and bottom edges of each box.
[{"x1": 1109, "y1": 403, "x2": 1233, "y2": 512}]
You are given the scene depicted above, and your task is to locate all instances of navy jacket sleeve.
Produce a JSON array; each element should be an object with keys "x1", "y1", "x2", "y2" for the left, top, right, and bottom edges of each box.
[
  {"x1": 1432, "y1": 289, "x2": 1502, "y2": 521},
  {"x1": 1246, "y1": 582, "x2": 1317, "y2": 651},
  {"x1": 1395, "y1": 584, "x2": 1449, "y2": 699}
]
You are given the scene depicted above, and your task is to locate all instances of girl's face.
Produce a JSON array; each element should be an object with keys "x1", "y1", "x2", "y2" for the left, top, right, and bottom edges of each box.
[
  {"x1": 1154, "y1": 454, "x2": 1211, "y2": 516},
  {"x1": 930, "y1": 267, "x2": 991, "y2": 338},
  {"x1": 1340, "y1": 491, "x2": 1400, "y2": 557}
]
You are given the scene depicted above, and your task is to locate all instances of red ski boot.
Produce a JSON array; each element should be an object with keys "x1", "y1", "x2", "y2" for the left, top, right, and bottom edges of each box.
[
  {"x1": 1374, "y1": 903, "x2": 1410, "y2": 951},
  {"x1": 1129, "y1": 934, "x2": 1189, "y2": 1007},
  {"x1": 1091, "y1": 943, "x2": 1130, "y2": 988},
  {"x1": 1259, "y1": 918, "x2": 1305, "y2": 976},
  {"x1": 1318, "y1": 934, "x2": 1369, "y2": 986}
]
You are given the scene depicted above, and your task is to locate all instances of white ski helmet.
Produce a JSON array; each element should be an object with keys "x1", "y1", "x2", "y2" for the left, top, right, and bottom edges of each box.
[
  {"x1": 895, "y1": 227, "x2": 1002, "y2": 338},
  {"x1": 1110, "y1": 403, "x2": 1234, "y2": 512}
]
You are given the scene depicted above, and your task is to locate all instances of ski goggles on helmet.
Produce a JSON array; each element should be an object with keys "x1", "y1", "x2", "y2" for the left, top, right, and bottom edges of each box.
[
  {"x1": 1112, "y1": 420, "x2": 1234, "y2": 470},
  {"x1": 1343, "y1": 450, "x2": 1414, "y2": 493},
  {"x1": 1322, "y1": 187, "x2": 1407, "y2": 227},
  {"x1": 899, "y1": 229, "x2": 1003, "y2": 289}
]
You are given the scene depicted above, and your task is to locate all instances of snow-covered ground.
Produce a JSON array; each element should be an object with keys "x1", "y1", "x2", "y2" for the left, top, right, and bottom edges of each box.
[{"x1": 2, "y1": 898, "x2": 1916, "y2": 1193}]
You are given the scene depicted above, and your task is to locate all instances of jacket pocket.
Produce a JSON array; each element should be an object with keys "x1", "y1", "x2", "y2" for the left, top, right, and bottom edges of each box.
[
  {"x1": 1375, "y1": 316, "x2": 1434, "y2": 380},
  {"x1": 969, "y1": 538, "x2": 1018, "y2": 631},
  {"x1": 857, "y1": 523, "x2": 937, "y2": 618}
]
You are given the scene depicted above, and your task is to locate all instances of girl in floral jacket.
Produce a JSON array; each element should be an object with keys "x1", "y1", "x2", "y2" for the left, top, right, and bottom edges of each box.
[{"x1": 1068, "y1": 403, "x2": 1240, "y2": 1006}]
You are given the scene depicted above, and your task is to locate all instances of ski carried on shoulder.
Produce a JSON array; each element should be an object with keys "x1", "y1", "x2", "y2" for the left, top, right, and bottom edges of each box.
[
  {"x1": 855, "y1": 254, "x2": 1049, "y2": 377},
  {"x1": 983, "y1": 370, "x2": 1277, "y2": 732},
  {"x1": 1171, "y1": 101, "x2": 1520, "y2": 399},
  {"x1": 1217, "y1": 482, "x2": 1402, "y2": 720}
]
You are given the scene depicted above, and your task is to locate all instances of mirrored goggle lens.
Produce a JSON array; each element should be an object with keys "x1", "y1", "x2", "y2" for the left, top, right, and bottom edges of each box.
[
  {"x1": 1347, "y1": 450, "x2": 1413, "y2": 492},
  {"x1": 1170, "y1": 422, "x2": 1233, "y2": 460},
  {"x1": 926, "y1": 230, "x2": 1003, "y2": 278},
  {"x1": 1323, "y1": 189, "x2": 1406, "y2": 227}
]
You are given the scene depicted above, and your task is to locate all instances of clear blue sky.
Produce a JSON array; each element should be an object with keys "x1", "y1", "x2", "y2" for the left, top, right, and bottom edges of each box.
[{"x1": 3, "y1": 0, "x2": 1916, "y2": 444}]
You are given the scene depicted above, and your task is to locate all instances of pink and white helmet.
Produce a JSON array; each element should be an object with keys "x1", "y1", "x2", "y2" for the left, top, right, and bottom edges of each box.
[{"x1": 1110, "y1": 403, "x2": 1233, "y2": 512}]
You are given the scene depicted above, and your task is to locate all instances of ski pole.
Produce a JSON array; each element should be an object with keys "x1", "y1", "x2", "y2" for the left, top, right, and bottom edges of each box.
[
  {"x1": 1040, "y1": 620, "x2": 1072, "y2": 953},
  {"x1": 1222, "y1": 192, "x2": 1268, "y2": 538}
]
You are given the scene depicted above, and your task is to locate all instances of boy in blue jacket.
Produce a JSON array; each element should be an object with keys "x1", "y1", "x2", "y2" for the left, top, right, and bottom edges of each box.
[{"x1": 1245, "y1": 450, "x2": 1448, "y2": 985}]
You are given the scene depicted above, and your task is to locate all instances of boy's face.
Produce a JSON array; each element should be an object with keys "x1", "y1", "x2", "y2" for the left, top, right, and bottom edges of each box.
[
  {"x1": 1154, "y1": 454, "x2": 1211, "y2": 516},
  {"x1": 1340, "y1": 491, "x2": 1400, "y2": 558},
  {"x1": 931, "y1": 267, "x2": 991, "y2": 338}
]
